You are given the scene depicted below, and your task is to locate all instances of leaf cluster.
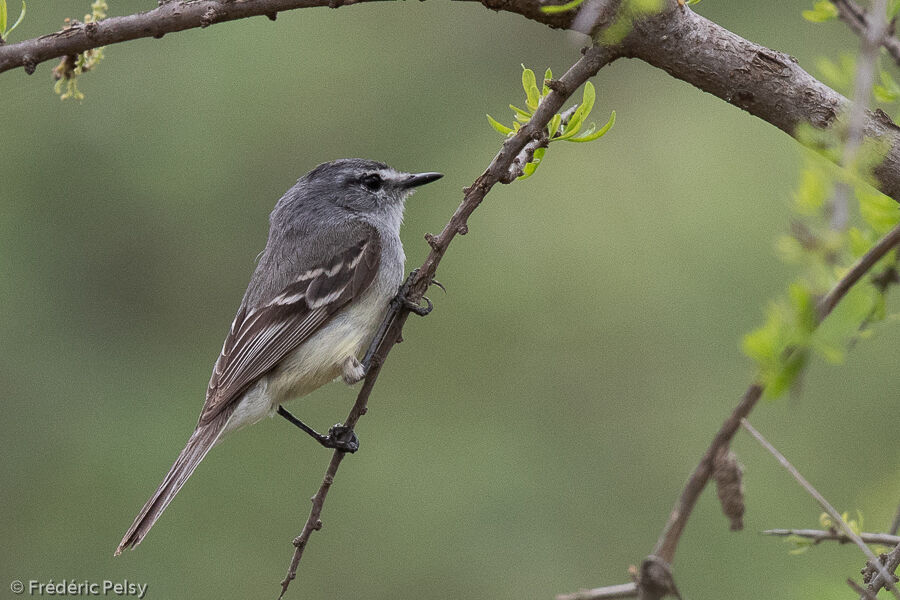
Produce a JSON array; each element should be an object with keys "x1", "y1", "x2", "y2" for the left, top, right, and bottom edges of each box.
[
  {"x1": 53, "y1": 0, "x2": 108, "y2": 101},
  {"x1": 487, "y1": 66, "x2": 616, "y2": 180},
  {"x1": 742, "y1": 142, "x2": 899, "y2": 399}
]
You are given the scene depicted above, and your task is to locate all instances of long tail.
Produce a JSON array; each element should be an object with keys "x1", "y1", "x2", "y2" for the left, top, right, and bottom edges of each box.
[{"x1": 115, "y1": 411, "x2": 231, "y2": 555}]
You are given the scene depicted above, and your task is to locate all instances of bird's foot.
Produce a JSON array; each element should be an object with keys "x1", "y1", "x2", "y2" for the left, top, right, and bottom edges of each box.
[
  {"x1": 277, "y1": 406, "x2": 360, "y2": 453},
  {"x1": 393, "y1": 269, "x2": 433, "y2": 316},
  {"x1": 321, "y1": 424, "x2": 360, "y2": 453}
]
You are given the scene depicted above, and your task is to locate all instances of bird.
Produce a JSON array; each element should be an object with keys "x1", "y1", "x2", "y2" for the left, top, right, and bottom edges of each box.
[{"x1": 115, "y1": 158, "x2": 443, "y2": 555}]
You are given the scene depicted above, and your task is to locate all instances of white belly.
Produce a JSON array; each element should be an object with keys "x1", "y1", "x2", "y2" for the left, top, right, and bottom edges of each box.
[{"x1": 221, "y1": 259, "x2": 402, "y2": 435}]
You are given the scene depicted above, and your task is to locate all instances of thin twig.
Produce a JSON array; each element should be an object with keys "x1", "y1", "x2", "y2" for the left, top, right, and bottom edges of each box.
[
  {"x1": 762, "y1": 529, "x2": 900, "y2": 546},
  {"x1": 829, "y1": 0, "x2": 888, "y2": 230},
  {"x1": 818, "y1": 221, "x2": 900, "y2": 318},
  {"x1": 741, "y1": 418, "x2": 900, "y2": 600},
  {"x1": 645, "y1": 219, "x2": 900, "y2": 568},
  {"x1": 277, "y1": 42, "x2": 620, "y2": 599},
  {"x1": 555, "y1": 582, "x2": 638, "y2": 600},
  {"x1": 890, "y1": 502, "x2": 900, "y2": 537},
  {"x1": 832, "y1": 0, "x2": 900, "y2": 66},
  {"x1": 849, "y1": 577, "x2": 880, "y2": 600}
]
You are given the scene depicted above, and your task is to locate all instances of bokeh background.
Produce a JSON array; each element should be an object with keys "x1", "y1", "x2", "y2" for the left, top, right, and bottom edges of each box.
[{"x1": 2, "y1": 1, "x2": 898, "y2": 598}]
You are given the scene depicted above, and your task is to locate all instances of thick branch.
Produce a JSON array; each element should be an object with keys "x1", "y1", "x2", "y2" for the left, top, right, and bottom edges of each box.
[
  {"x1": 618, "y1": 4, "x2": 900, "y2": 204},
  {"x1": 7, "y1": 3, "x2": 900, "y2": 202},
  {"x1": 276, "y1": 43, "x2": 620, "y2": 599}
]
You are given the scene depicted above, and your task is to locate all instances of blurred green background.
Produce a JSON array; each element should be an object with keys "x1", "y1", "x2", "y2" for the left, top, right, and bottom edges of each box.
[{"x1": 2, "y1": 1, "x2": 898, "y2": 598}]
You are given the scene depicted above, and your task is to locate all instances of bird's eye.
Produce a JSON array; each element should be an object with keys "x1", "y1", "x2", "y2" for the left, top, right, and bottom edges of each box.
[{"x1": 361, "y1": 173, "x2": 383, "y2": 191}]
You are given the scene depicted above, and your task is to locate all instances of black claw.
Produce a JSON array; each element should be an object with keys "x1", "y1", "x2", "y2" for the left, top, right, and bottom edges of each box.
[
  {"x1": 431, "y1": 279, "x2": 447, "y2": 293},
  {"x1": 404, "y1": 295, "x2": 433, "y2": 316},
  {"x1": 278, "y1": 406, "x2": 359, "y2": 453},
  {"x1": 324, "y1": 424, "x2": 360, "y2": 453}
]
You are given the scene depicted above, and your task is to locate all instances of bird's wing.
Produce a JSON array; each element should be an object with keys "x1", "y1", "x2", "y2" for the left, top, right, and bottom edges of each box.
[{"x1": 198, "y1": 225, "x2": 381, "y2": 425}]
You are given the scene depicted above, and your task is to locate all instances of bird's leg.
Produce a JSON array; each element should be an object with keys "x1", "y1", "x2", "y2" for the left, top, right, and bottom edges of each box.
[
  {"x1": 359, "y1": 270, "x2": 435, "y2": 377},
  {"x1": 277, "y1": 405, "x2": 359, "y2": 453}
]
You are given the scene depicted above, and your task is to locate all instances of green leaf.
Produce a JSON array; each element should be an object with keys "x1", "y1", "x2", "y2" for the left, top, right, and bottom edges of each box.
[
  {"x1": 556, "y1": 82, "x2": 597, "y2": 140},
  {"x1": 486, "y1": 114, "x2": 513, "y2": 136},
  {"x1": 817, "y1": 54, "x2": 856, "y2": 95},
  {"x1": 811, "y1": 282, "x2": 878, "y2": 363},
  {"x1": 543, "y1": 67, "x2": 552, "y2": 95},
  {"x1": 857, "y1": 185, "x2": 900, "y2": 233},
  {"x1": 764, "y1": 350, "x2": 809, "y2": 399},
  {"x1": 802, "y1": 0, "x2": 838, "y2": 22},
  {"x1": 509, "y1": 104, "x2": 531, "y2": 119},
  {"x1": 793, "y1": 165, "x2": 830, "y2": 215},
  {"x1": 519, "y1": 163, "x2": 538, "y2": 179},
  {"x1": 568, "y1": 110, "x2": 616, "y2": 142},
  {"x1": 548, "y1": 113, "x2": 562, "y2": 138},
  {"x1": 889, "y1": 0, "x2": 900, "y2": 19},
  {"x1": 1, "y1": 0, "x2": 8, "y2": 34},
  {"x1": 522, "y1": 66, "x2": 540, "y2": 112},
  {"x1": 789, "y1": 282, "x2": 817, "y2": 335},
  {"x1": 540, "y1": 0, "x2": 586, "y2": 14},
  {"x1": 517, "y1": 147, "x2": 546, "y2": 181},
  {"x1": 7, "y1": 0, "x2": 25, "y2": 37},
  {"x1": 874, "y1": 85, "x2": 899, "y2": 103}
]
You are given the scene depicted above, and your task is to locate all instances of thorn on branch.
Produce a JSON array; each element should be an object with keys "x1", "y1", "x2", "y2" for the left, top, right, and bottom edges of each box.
[{"x1": 712, "y1": 449, "x2": 745, "y2": 531}]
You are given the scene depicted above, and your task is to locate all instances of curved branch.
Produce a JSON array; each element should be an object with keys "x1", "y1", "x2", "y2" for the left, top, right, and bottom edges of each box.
[
  {"x1": 0, "y1": 0, "x2": 384, "y2": 74},
  {"x1": 7, "y1": 2, "x2": 900, "y2": 208},
  {"x1": 641, "y1": 219, "x2": 900, "y2": 588},
  {"x1": 276, "y1": 42, "x2": 620, "y2": 599}
]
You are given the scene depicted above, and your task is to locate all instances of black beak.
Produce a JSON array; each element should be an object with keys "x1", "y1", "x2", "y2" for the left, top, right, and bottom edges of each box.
[{"x1": 402, "y1": 172, "x2": 443, "y2": 188}]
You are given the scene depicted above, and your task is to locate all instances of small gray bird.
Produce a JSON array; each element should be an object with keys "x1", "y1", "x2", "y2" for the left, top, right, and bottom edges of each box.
[{"x1": 116, "y1": 159, "x2": 442, "y2": 554}]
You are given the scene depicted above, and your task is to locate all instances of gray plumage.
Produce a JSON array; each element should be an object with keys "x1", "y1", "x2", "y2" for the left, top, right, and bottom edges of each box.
[{"x1": 116, "y1": 159, "x2": 442, "y2": 555}]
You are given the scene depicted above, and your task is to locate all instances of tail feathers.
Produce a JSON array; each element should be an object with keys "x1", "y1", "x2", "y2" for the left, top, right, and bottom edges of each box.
[{"x1": 115, "y1": 414, "x2": 229, "y2": 555}]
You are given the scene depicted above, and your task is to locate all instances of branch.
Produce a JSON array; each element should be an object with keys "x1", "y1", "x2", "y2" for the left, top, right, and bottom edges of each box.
[
  {"x1": 276, "y1": 42, "x2": 620, "y2": 599},
  {"x1": 618, "y1": 4, "x2": 900, "y2": 205},
  {"x1": 862, "y1": 543, "x2": 900, "y2": 599},
  {"x1": 849, "y1": 577, "x2": 880, "y2": 600},
  {"x1": 556, "y1": 582, "x2": 638, "y2": 600},
  {"x1": 5, "y1": 2, "x2": 900, "y2": 203},
  {"x1": 741, "y1": 418, "x2": 900, "y2": 600},
  {"x1": 832, "y1": 0, "x2": 900, "y2": 66},
  {"x1": 606, "y1": 219, "x2": 900, "y2": 599},
  {"x1": 762, "y1": 529, "x2": 900, "y2": 546},
  {"x1": 829, "y1": 0, "x2": 889, "y2": 230}
]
